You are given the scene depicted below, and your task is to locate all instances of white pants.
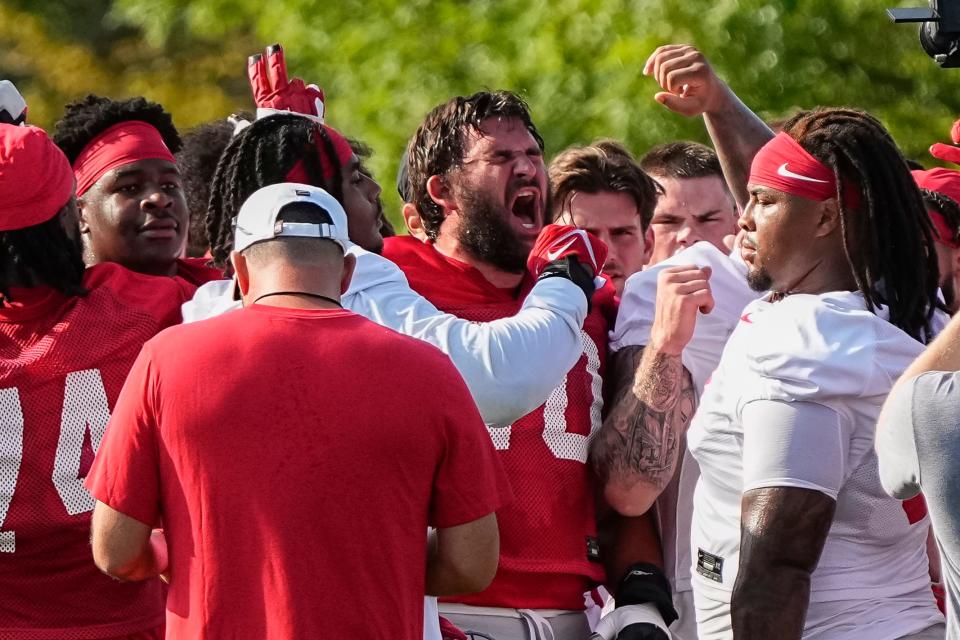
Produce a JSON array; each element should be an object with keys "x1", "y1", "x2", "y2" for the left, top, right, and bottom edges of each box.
[{"x1": 438, "y1": 603, "x2": 590, "y2": 640}]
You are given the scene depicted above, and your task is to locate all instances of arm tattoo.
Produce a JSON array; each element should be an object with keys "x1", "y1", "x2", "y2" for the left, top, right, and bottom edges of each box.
[
  {"x1": 592, "y1": 345, "x2": 697, "y2": 494},
  {"x1": 732, "y1": 488, "x2": 836, "y2": 640}
]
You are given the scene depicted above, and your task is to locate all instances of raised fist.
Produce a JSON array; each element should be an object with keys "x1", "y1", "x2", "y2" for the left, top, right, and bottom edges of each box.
[
  {"x1": 649, "y1": 264, "x2": 714, "y2": 356},
  {"x1": 248, "y1": 44, "x2": 325, "y2": 123},
  {"x1": 0, "y1": 80, "x2": 27, "y2": 126},
  {"x1": 643, "y1": 44, "x2": 727, "y2": 118}
]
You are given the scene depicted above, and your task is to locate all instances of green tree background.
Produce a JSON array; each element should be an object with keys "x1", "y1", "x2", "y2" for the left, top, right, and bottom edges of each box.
[{"x1": 2, "y1": 0, "x2": 957, "y2": 227}]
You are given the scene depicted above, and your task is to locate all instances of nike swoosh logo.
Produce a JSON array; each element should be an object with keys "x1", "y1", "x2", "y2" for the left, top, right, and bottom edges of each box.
[
  {"x1": 777, "y1": 163, "x2": 829, "y2": 184},
  {"x1": 546, "y1": 238, "x2": 577, "y2": 261},
  {"x1": 740, "y1": 313, "x2": 753, "y2": 323}
]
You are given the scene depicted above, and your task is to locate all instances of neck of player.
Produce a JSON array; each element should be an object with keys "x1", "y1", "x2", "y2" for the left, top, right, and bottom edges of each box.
[{"x1": 433, "y1": 237, "x2": 526, "y2": 289}]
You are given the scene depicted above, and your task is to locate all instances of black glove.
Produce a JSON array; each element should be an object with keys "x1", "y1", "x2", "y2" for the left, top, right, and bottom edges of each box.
[{"x1": 591, "y1": 564, "x2": 678, "y2": 640}]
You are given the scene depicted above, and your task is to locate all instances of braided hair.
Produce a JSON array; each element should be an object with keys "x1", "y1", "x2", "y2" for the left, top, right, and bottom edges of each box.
[
  {"x1": 781, "y1": 108, "x2": 939, "y2": 341},
  {"x1": 0, "y1": 206, "x2": 86, "y2": 300},
  {"x1": 52, "y1": 95, "x2": 181, "y2": 163},
  {"x1": 206, "y1": 114, "x2": 346, "y2": 268},
  {"x1": 921, "y1": 188, "x2": 960, "y2": 247}
]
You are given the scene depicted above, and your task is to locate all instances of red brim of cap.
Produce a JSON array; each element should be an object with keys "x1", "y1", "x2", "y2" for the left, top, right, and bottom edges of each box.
[{"x1": 930, "y1": 142, "x2": 960, "y2": 166}]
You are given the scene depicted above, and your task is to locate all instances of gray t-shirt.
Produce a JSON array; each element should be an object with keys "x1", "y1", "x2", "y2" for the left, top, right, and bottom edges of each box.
[{"x1": 877, "y1": 371, "x2": 960, "y2": 639}]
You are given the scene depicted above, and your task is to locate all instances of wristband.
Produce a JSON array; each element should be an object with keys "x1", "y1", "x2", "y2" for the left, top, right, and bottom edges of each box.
[{"x1": 538, "y1": 256, "x2": 595, "y2": 312}]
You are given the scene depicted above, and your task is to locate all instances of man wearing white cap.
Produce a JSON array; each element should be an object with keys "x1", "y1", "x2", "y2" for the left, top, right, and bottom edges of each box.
[
  {"x1": 87, "y1": 183, "x2": 511, "y2": 640},
  {"x1": 0, "y1": 80, "x2": 27, "y2": 125}
]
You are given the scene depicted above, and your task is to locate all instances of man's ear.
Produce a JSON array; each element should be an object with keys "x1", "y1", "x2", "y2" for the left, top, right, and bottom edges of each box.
[
  {"x1": 76, "y1": 196, "x2": 91, "y2": 234},
  {"x1": 231, "y1": 252, "x2": 251, "y2": 298},
  {"x1": 426, "y1": 175, "x2": 456, "y2": 215},
  {"x1": 815, "y1": 198, "x2": 843, "y2": 237},
  {"x1": 402, "y1": 203, "x2": 428, "y2": 241},
  {"x1": 642, "y1": 225, "x2": 655, "y2": 266},
  {"x1": 340, "y1": 252, "x2": 357, "y2": 294}
]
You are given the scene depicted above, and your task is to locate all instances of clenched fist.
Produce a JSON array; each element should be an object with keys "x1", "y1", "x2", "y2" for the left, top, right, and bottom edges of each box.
[
  {"x1": 649, "y1": 265, "x2": 714, "y2": 356},
  {"x1": 643, "y1": 45, "x2": 728, "y2": 118}
]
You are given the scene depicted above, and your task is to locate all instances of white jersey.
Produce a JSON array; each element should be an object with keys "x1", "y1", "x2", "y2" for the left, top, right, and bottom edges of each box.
[
  {"x1": 183, "y1": 243, "x2": 587, "y2": 428},
  {"x1": 688, "y1": 290, "x2": 942, "y2": 639},
  {"x1": 610, "y1": 241, "x2": 757, "y2": 597}
]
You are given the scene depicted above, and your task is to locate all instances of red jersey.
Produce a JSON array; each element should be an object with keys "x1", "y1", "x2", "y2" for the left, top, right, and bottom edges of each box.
[
  {"x1": 0, "y1": 263, "x2": 193, "y2": 639},
  {"x1": 383, "y1": 236, "x2": 609, "y2": 610},
  {"x1": 86, "y1": 305, "x2": 511, "y2": 640},
  {"x1": 174, "y1": 257, "x2": 223, "y2": 286}
]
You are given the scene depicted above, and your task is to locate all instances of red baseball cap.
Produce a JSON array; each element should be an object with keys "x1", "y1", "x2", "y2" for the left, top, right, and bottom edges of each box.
[
  {"x1": 913, "y1": 168, "x2": 960, "y2": 205},
  {"x1": 0, "y1": 124, "x2": 74, "y2": 231},
  {"x1": 913, "y1": 167, "x2": 960, "y2": 249}
]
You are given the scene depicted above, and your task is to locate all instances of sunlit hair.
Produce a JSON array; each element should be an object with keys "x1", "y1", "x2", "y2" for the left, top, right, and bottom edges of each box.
[
  {"x1": 405, "y1": 90, "x2": 544, "y2": 240},
  {"x1": 549, "y1": 139, "x2": 660, "y2": 231}
]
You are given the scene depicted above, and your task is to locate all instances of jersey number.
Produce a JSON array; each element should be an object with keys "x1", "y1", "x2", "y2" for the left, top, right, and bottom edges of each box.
[
  {"x1": 0, "y1": 369, "x2": 110, "y2": 552},
  {"x1": 489, "y1": 330, "x2": 603, "y2": 463}
]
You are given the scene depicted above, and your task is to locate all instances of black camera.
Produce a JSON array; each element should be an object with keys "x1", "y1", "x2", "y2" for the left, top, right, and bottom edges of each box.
[{"x1": 889, "y1": 0, "x2": 960, "y2": 67}]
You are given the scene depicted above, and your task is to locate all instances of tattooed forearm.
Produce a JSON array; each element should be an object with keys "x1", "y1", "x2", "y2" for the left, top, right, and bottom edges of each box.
[{"x1": 591, "y1": 345, "x2": 697, "y2": 514}]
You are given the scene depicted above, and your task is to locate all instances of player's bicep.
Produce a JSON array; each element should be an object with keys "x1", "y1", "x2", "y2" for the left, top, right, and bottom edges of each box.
[
  {"x1": 741, "y1": 399, "x2": 849, "y2": 498},
  {"x1": 90, "y1": 501, "x2": 152, "y2": 579},
  {"x1": 739, "y1": 486, "x2": 835, "y2": 574}
]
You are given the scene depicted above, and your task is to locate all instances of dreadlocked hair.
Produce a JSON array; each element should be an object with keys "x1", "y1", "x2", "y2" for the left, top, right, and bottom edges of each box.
[
  {"x1": 177, "y1": 117, "x2": 250, "y2": 257},
  {"x1": 0, "y1": 208, "x2": 86, "y2": 301},
  {"x1": 781, "y1": 107, "x2": 939, "y2": 342},
  {"x1": 52, "y1": 94, "x2": 181, "y2": 163},
  {"x1": 206, "y1": 114, "x2": 345, "y2": 268}
]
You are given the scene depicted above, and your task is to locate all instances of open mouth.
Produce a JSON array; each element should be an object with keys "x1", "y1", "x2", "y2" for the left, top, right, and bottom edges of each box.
[{"x1": 510, "y1": 188, "x2": 541, "y2": 233}]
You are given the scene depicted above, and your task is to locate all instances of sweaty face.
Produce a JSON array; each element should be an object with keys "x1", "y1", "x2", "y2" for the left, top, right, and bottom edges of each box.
[
  {"x1": 78, "y1": 158, "x2": 187, "y2": 276},
  {"x1": 558, "y1": 190, "x2": 647, "y2": 296},
  {"x1": 740, "y1": 185, "x2": 822, "y2": 293},
  {"x1": 445, "y1": 117, "x2": 548, "y2": 267},
  {"x1": 647, "y1": 175, "x2": 738, "y2": 265},
  {"x1": 340, "y1": 156, "x2": 384, "y2": 254}
]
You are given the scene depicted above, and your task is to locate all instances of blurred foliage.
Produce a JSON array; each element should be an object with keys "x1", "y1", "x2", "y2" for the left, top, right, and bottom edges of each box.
[{"x1": 2, "y1": 0, "x2": 959, "y2": 227}]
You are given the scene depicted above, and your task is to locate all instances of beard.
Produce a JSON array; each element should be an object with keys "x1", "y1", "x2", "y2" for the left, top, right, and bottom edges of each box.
[
  {"x1": 746, "y1": 263, "x2": 773, "y2": 292},
  {"x1": 454, "y1": 184, "x2": 531, "y2": 274}
]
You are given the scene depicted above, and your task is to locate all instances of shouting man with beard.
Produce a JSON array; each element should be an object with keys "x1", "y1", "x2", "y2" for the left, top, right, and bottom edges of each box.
[{"x1": 385, "y1": 91, "x2": 674, "y2": 640}]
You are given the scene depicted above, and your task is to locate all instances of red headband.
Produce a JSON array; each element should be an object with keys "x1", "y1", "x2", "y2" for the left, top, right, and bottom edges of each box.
[
  {"x1": 284, "y1": 123, "x2": 353, "y2": 184},
  {"x1": 749, "y1": 132, "x2": 860, "y2": 207},
  {"x1": 913, "y1": 168, "x2": 960, "y2": 249},
  {"x1": 73, "y1": 121, "x2": 176, "y2": 196}
]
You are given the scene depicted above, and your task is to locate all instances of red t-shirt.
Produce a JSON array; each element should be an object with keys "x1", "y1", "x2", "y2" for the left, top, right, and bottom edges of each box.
[
  {"x1": 86, "y1": 305, "x2": 511, "y2": 640},
  {"x1": 0, "y1": 263, "x2": 193, "y2": 640},
  {"x1": 383, "y1": 236, "x2": 610, "y2": 610}
]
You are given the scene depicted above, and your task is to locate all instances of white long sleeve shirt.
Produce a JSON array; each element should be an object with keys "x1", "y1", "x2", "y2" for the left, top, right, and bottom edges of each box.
[{"x1": 183, "y1": 243, "x2": 588, "y2": 428}]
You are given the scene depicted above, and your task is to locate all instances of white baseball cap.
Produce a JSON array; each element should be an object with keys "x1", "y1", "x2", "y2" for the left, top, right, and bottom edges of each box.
[
  {"x1": 233, "y1": 182, "x2": 350, "y2": 253},
  {"x1": 0, "y1": 80, "x2": 27, "y2": 126}
]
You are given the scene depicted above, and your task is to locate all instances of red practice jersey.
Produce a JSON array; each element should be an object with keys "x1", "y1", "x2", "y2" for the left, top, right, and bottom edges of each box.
[
  {"x1": 384, "y1": 236, "x2": 609, "y2": 610},
  {"x1": 174, "y1": 257, "x2": 224, "y2": 286},
  {"x1": 0, "y1": 263, "x2": 193, "y2": 639}
]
